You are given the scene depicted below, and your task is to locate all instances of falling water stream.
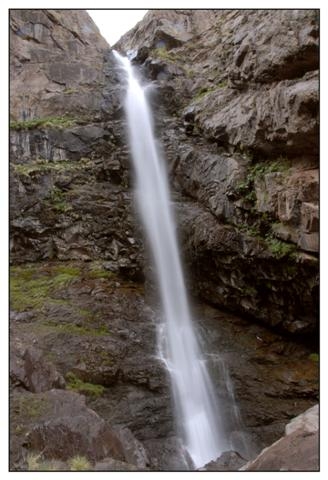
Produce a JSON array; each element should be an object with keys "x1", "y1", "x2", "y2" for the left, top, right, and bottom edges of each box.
[{"x1": 113, "y1": 51, "x2": 228, "y2": 468}]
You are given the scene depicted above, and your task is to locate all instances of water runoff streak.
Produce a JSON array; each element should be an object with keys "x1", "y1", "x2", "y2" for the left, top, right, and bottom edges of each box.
[{"x1": 113, "y1": 51, "x2": 228, "y2": 468}]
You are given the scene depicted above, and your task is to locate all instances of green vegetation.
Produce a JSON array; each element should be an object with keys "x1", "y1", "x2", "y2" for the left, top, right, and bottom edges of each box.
[
  {"x1": 66, "y1": 372, "x2": 105, "y2": 397},
  {"x1": 235, "y1": 158, "x2": 290, "y2": 205},
  {"x1": 27, "y1": 452, "x2": 90, "y2": 471},
  {"x1": 53, "y1": 264, "x2": 81, "y2": 276},
  {"x1": 68, "y1": 455, "x2": 91, "y2": 471},
  {"x1": 152, "y1": 46, "x2": 180, "y2": 63},
  {"x1": 44, "y1": 186, "x2": 71, "y2": 213},
  {"x1": 309, "y1": 353, "x2": 319, "y2": 362},
  {"x1": 63, "y1": 87, "x2": 79, "y2": 95},
  {"x1": 235, "y1": 223, "x2": 260, "y2": 237},
  {"x1": 88, "y1": 263, "x2": 114, "y2": 279},
  {"x1": 264, "y1": 236, "x2": 297, "y2": 259},
  {"x1": 194, "y1": 80, "x2": 228, "y2": 101},
  {"x1": 10, "y1": 115, "x2": 77, "y2": 131},
  {"x1": 17, "y1": 395, "x2": 49, "y2": 419},
  {"x1": 10, "y1": 264, "x2": 80, "y2": 311},
  {"x1": 12, "y1": 157, "x2": 92, "y2": 177},
  {"x1": 40, "y1": 321, "x2": 109, "y2": 337},
  {"x1": 241, "y1": 285, "x2": 257, "y2": 296}
]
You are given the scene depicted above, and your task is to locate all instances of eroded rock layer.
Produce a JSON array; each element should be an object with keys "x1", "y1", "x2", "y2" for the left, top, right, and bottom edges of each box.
[{"x1": 10, "y1": 9, "x2": 319, "y2": 471}]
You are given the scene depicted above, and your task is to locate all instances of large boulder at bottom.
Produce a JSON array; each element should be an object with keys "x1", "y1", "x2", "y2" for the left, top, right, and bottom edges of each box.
[
  {"x1": 240, "y1": 404, "x2": 318, "y2": 471},
  {"x1": 24, "y1": 389, "x2": 127, "y2": 462}
]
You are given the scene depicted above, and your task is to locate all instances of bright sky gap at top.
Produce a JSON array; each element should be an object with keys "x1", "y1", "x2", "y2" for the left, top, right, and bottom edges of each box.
[{"x1": 87, "y1": 10, "x2": 148, "y2": 46}]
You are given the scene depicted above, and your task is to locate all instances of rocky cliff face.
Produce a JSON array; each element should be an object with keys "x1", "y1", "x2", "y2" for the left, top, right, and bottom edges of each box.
[
  {"x1": 10, "y1": 9, "x2": 319, "y2": 471},
  {"x1": 116, "y1": 9, "x2": 319, "y2": 336},
  {"x1": 10, "y1": 9, "x2": 144, "y2": 278}
]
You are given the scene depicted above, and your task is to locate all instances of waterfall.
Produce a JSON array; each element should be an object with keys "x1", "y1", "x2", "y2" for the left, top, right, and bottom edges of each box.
[{"x1": 113, "y1": 50, "x2": 228, "y2": 468}]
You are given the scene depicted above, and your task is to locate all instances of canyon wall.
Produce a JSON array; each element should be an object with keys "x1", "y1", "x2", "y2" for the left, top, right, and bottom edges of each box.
[
  {"x1": 10, "y1": 9, "x2": 319, "y2": 336},
  {"x1": 9, "y1": 9, "x2": 319, "y2": 471}
]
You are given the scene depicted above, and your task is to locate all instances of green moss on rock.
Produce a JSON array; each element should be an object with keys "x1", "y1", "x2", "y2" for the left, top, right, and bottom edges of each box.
[
  {"x1": 66, "y1": 372, "x2": 105, "y2": 397},
  {"x1": 10, "y1": 263, "x2": 80, "y2": 312},
  {"x1": 11, "y1": 158, "x2": 92, "y2": 177},
  {"x1": 10, "y1": 116, "x2": 77, "y2": 131}
]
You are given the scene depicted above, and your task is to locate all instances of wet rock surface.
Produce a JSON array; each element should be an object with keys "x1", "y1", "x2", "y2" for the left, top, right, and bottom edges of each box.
[
  {"x1": 10, "y1": 261, "x2": 318, "y2": 470},
  {"x1": 116, "y1": 9, "x2": 319, "y2": 334},
  {"x1": 10, "y1": 9, "x2": 319, "y2": 334},
  {"x1": 10, "y1": 9, "x2": 319, "y2": 471}
]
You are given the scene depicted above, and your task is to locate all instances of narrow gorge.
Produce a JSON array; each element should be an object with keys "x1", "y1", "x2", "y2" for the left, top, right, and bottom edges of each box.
[{"x1": 10, "y1": 9, "x2": 319, "y2": 471}]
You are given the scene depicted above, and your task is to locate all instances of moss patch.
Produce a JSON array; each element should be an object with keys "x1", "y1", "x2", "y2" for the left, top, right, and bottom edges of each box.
[
  {"x1": 308, "y1": 353, "x2": 319, "y2": 362},
  {"x1": 265, "y1": 236, "x2": 297, "y2": 259},
  {"x1": 10, "y1": 263, "x2": 80, "y2": 312},
  {"x1": 11, "y1": 157, "x2": 92, "y2": 177},
  {"x1": 10, "y1": 116, "x2": 77, "y2": 131},
  {"x1": 193, "y1": 81, "x2": 228, "y2": 101},
  {"x1": 151, "y1": 46, "x2": 181, "y2": 63},
  {"x1": 40, "y1": 320, "x2": 109, "y2": 337},
  {"x1": 87, "y1": 263, "x2": 114, "y2": 280},
  {"x1": 43, "y1": 186, "x2": 71, "y2": 213},
  {"x1": 66, "y1": 372, "x2": 105, "y2": 397},
  {"x1": 236, "y1": 158, "x2": 291, "y2": 202},
  {"x1": 16, "y1": 394, "x2": 49, "y2": 420}
]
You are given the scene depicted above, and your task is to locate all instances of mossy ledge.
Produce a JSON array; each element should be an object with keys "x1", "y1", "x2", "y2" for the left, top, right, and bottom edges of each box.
[
  {"x1": 65, "y1": 372, "x2": 105, "y2": 397},
  {"x1": 10, "y1": 116, "x2": 77, "y2": 130}
]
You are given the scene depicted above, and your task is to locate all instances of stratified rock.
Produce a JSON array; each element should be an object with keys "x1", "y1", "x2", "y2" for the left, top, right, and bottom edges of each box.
[
  {"x1": 240, "y1": 404, "x2": 319, "y2": 471},
  {"x1": 117, "y1": 9, "x2": 318, "y2": 334},
  {"x1": 191, "y1": 71, "x2": 318, "y2": 156},
  {"x1": 10, "y1": 9, "x2": 109, "y2": 119}
]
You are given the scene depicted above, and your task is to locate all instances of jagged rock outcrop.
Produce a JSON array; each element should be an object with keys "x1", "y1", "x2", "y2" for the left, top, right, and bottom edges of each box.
[
  {"x1": 10, "y1": 9, "x2": 319, "y2": 472},
  {"x1": 10, "y1": 9, "x2": 109, "y2": 120},
  {"x1": 241, "y1": 404, "x2": 319, "y2": 471},
  {"x1": 117, "y1": 8, "x2": 319, "y2": 335},
  {"x1": 10, "y1": 9, "x2": 143, "y2": 278}
]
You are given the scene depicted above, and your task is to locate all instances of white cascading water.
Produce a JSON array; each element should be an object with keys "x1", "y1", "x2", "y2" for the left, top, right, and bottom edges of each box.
[{"x1": 113, "y1": 51, "x2": 228, "y2": 468}]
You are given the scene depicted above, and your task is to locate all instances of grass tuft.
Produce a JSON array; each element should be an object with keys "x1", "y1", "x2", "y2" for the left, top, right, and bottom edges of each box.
[{"x1": 68, "y1": 455, "x2": 91, "y2": 471}]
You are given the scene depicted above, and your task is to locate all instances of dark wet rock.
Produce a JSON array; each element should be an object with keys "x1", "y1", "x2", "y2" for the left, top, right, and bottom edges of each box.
[
  {"x1": 176, "y1": 200, "x2": 318, "y2": 334},
  {"x1": 10, "y1": 8, "x2": 319, "y2": 473},
  {"x1": 199, "y1": 450, "x2": 246, "y2": 471},
  {"x1": 241, "y1": 404, "x2": 319, "y2": 471},
  {"x1": 10, "y1": 9, "x2": 318, "y2": 334},
  {"x1": 10, "y1": 262, "x2": 318, "y2": 470},
  {"x1": 118, "y1": 9, "x2": 318, "y2": 335}
]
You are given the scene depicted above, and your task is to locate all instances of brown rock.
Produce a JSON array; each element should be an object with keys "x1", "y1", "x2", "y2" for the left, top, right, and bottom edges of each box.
[
  {"x1": 10, "y1": 9, "x2": 109, "y2": 120},
  {"x1": 25, "y1": 390, "x2": 126, "y2": 462},
  {"x1": 241, "y1": 405, "x2": 319, "y2": 471},
  {"x1": 94, "y1": 457, "x2": 139, "y2": 471},
  {"x1": 199, "y1": 451, "x2": 246, "y2": 471},
  {"x1": 10, "y1": 342, "x2": 65, "y2": 393}
]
